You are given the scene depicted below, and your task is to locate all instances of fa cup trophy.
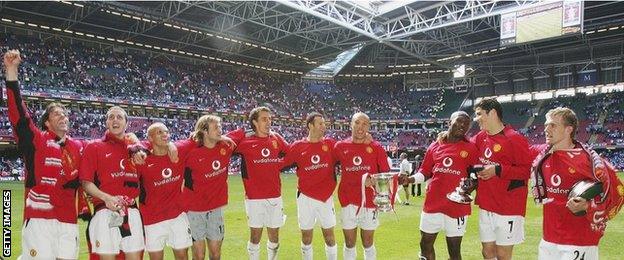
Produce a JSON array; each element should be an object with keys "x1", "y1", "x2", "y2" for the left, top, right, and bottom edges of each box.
[
  {"x1": 446, "y1": 165, "x2": 483, "y2": 204},
  {"x1": 370, "y1": 172, "x2": 399, "y2": 212}
]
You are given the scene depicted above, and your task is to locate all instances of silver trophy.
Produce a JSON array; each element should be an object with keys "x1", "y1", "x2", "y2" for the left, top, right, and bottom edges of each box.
[
  {"x1": 371, "y1": 172, "x2": 399, "y2": 212},
  {"x1": 446, "y1": 165, "x2": 483, "y2": 204}
]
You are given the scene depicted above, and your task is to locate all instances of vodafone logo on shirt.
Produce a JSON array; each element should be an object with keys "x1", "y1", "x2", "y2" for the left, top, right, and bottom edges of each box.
[
  {"x1": 352, "y1": 156, "x2": 362, "y2": 166},
  {"x1": 212, "y1": 160, "x2": 221, "y2": 170},
  {"x1": 550, "y1": 174, "x2": 561, "y2": 187},
  {"x1": 261, "y1": 148, "x2": 271, "y2": 157},
  {"x1": 484, "y1": 147, "x2": 493, "y2": 159},
  {"x1": 252, "y1": 147, "x2": 280, "y2": 164},
  {"x1": 154, "y1": 168, "x2": 180, "y2": 186},
  {"x1": 311, "y1": 155, "x2": 320, "y2": 164},
  {"x1": 546, "y1": 174, "x2": 569, "y2": 195},
  {"x1": 161, "y1": 168, "x2": 173, "y2": 178},
  {"x1": 344, "y1": 155, "x2": 370, "y2": 172},
  {"x1": 434, "y1": 156, "x2": 461, "y2": 175},
  {"x1": 442, "y1": 157, "x2": 453, "y2": 167},
  {"x1": 304, "y1": 154, "x2": 329, "y2": 171},
  {"x1": 111, "y1": 159, "x2": 138, "y2": 178}
]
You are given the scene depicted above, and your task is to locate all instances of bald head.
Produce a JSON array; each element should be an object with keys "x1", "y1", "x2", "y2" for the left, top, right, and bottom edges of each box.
[
  {"x1": 351, "y1": 112, "x2": 370, "y2": 143},
  {"x1": 147, "y1": 122, "x2": 170, "y2": 148}
]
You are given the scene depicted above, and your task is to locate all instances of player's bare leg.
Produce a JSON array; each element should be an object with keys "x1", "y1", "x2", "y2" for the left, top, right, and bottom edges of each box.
[
  {"x1": 173, "y1": 247, "x2": 189, "y2": 260},
  {"x1": 192, "y1": 240, "x2": 206, "y2": 260},
  {"x1": 361, "y1": 229, "x2": 376, "y2": 259},
  {"x1": 322, "y1": 227, "x2": 336, "y2": 246},
  {"x1": 148, "y1": 250, "x2": 165, "y2": 260},
  {"x1": 343, "y1": 228, "x2": 358, "y2": 259},
  {"x1": 247, "y1": 227, "x2": 263, "y2": 260},
  {"x1": 301, "y1": 229, "x2": 313, "y2": 260},
  {"x1": 495, "y1": 245, "x2": 513, "y2": 260},
  {"x1": 322, "y1": 227, "x2": 337, "y2": 260},
  {"x1": 481, "y1": 242, "x2": 497, "y2": 259},
  {"x1": 446, "y1": 236, "x2": 463, "y2": 260},
  {"x1": 301, "y1": 228, "x2": 313, "y2": 245},
  {"x1": 403, "y1": 184, "x2": 411, "y2": 204},
  {"x1": 420, "y1": 231, "x2": 438, "y2": 260},
  {"x1": 207, "y1": 239, "x2": 222, "y2": 260},
  {"x1": 267, "y1": 227, "x2": 279, "y2": 260},
  {"x1": 124, "y1": 251, "x2": 142, "y2": 260},
  {"x1": 98, "y1": 254, "x2": 117, "y2": 260}
]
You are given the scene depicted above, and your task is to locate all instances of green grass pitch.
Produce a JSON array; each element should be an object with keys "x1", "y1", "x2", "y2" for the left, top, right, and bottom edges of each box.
[{"x1": 4, "y1": 173, "x2": 624, "y2": 259}]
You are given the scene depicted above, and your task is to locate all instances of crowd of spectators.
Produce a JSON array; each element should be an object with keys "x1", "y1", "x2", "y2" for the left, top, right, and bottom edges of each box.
[
  {"x1": 3, "y1": 33, "x2": 442, "y2": 121},
  {"x1": 0, "y1": 156, "x2": 23, "y2": 180}
]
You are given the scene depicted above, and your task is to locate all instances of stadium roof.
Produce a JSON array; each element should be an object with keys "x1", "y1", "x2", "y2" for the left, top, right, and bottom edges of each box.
[{"x1": 1, "y1": 1, "x2": 623, "y2": 83}]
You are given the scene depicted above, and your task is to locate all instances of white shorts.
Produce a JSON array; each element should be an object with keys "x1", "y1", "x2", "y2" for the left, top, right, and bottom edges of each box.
[
  {"x1": 297, "y1": 193, "x2": 336, "y2": 230},
  {"x1": 21, "y1": 218, "x2": 79, "y2": 260},
  {"x1": 341, "y1": 205, "x2": 379, "y2": 230},
  {"x1": 88, "y1": 207, "x2": 145, "y2": 254},
  {"x1": 419, "y1": 212, "x2": 468, "y2": 237},
  {"x1": 478, "y1": 208, "x2": 525, "y2": 246},
  {"x1": 245, "y1": 197, "x2": 285, "y2": 228},
  {"x1": 144, "y1": 213, "x2": 193, "y2": 252},
  {"x1": 538, "y1": 239, "x2": 598, "y2": 260}
]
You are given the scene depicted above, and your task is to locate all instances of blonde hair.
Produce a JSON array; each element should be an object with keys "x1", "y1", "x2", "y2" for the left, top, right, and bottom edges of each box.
[
  {"x1": 545, "y1": 107, "x2": 578, "y2": 139},
  {"x1": 351, "y1": 112, "x2": 370, "y2": 126},
  {"x1": 192, "y1": 115, "x2": 221, "y2": 144},
  {"x1": 147, "y1": 122, "x2": 167, "y2": 139}
]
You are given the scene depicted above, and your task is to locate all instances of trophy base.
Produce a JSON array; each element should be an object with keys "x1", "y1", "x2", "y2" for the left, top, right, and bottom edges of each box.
[
  {"x1": 376, "y1": 204, "x2": 393, "y2": 212},
  {"x1": 446, "y1": 192, "x2": 473, "y2": 204}
]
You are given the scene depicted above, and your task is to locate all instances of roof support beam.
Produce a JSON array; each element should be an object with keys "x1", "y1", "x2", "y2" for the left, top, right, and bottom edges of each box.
[{"x1": 276, "y1": 0, "x2": 451, "y2": 69}]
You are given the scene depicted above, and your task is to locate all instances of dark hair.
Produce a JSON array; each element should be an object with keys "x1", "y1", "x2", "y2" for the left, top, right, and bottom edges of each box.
[
  {"x1": 305, "y1": 112, "x2": 323, "y2": 128},
  {"x1": 40, "y1": 102, "x2": 67, "y2": 131},
  {"x1": 248, "y1": 106, "x2": 271, "y2": 131},
  {"x1": 474, "y1": 98, "x2": 503, "y2": 120}
]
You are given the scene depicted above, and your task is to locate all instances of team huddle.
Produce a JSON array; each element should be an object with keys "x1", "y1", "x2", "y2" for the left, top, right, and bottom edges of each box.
[{"x1": 4, "y1": 47, "x2": 624, "y2": 260}]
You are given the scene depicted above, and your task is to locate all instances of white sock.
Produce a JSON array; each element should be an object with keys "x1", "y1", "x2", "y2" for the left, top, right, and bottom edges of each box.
[
  {"x1": 325, "y1": 244, "x2": 338, "y2": 260},
  {"x1": 301, "y1": 243, "x2": 313, "y2": 260},
  {"x1": 343, "y1": 245, "x2": 357, "y2": 260},
  {"x1": 364, "y1": 245, "x2": 376, "y2": 260},
  {"x1": 267, "y1": 241, "x2": 279, "y2": 260},
  {"x1": 247, "y1": 241, "x2": 260, "y2": 260}
]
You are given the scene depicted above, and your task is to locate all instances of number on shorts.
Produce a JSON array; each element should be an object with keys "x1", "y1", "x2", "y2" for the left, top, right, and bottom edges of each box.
[
  {"x1": 508, "y1": 220, "x2": 513, "y2": 233},
  {"x1": 372, "y1": 210, "x2": 378, "y2": 220},
  {"x1": 573, "y1": 250, "x2": 586, "y2": 260},
  {"x1": 456, "y1": 217, "x2": 465, "y2": 227}
]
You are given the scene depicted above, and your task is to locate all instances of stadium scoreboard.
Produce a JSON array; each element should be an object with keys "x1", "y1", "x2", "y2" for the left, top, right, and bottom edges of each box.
[{"x1": 500, "y1": 0, "x2": 583, "y2": 46}]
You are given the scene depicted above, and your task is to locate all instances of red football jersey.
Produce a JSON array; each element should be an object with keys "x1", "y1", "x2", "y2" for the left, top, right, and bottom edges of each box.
[
  {"x1": 79, "y1": 132, "x2": 140, "y2": 207},
  {"x1": 282, "y1": 138, "x2": 337, "y2": 202},
  {"x1": 228, "y1": 129, "x2": 289, "y2": 199},
  {"x1": 136, "y1": 154, "x2": 184, "y2": 225},
  {"x1": 539, "y1": 146, "x2": 603, "y2": 246},
  {"x1": 420, "y1": 139, "x2": 479, "y2": 218},
  {"x1": 471, "y1": 126, "x2": 532, "y2": 216},
  {"x1": 182, "y1": 142, "x2": 234, "y2": 211},
  {"x1": 5, "y1": 80, "x2": 85, "y2": 223},
  {"x1": 333, "y1": 138, "x2": 390, "y2": 208}
]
